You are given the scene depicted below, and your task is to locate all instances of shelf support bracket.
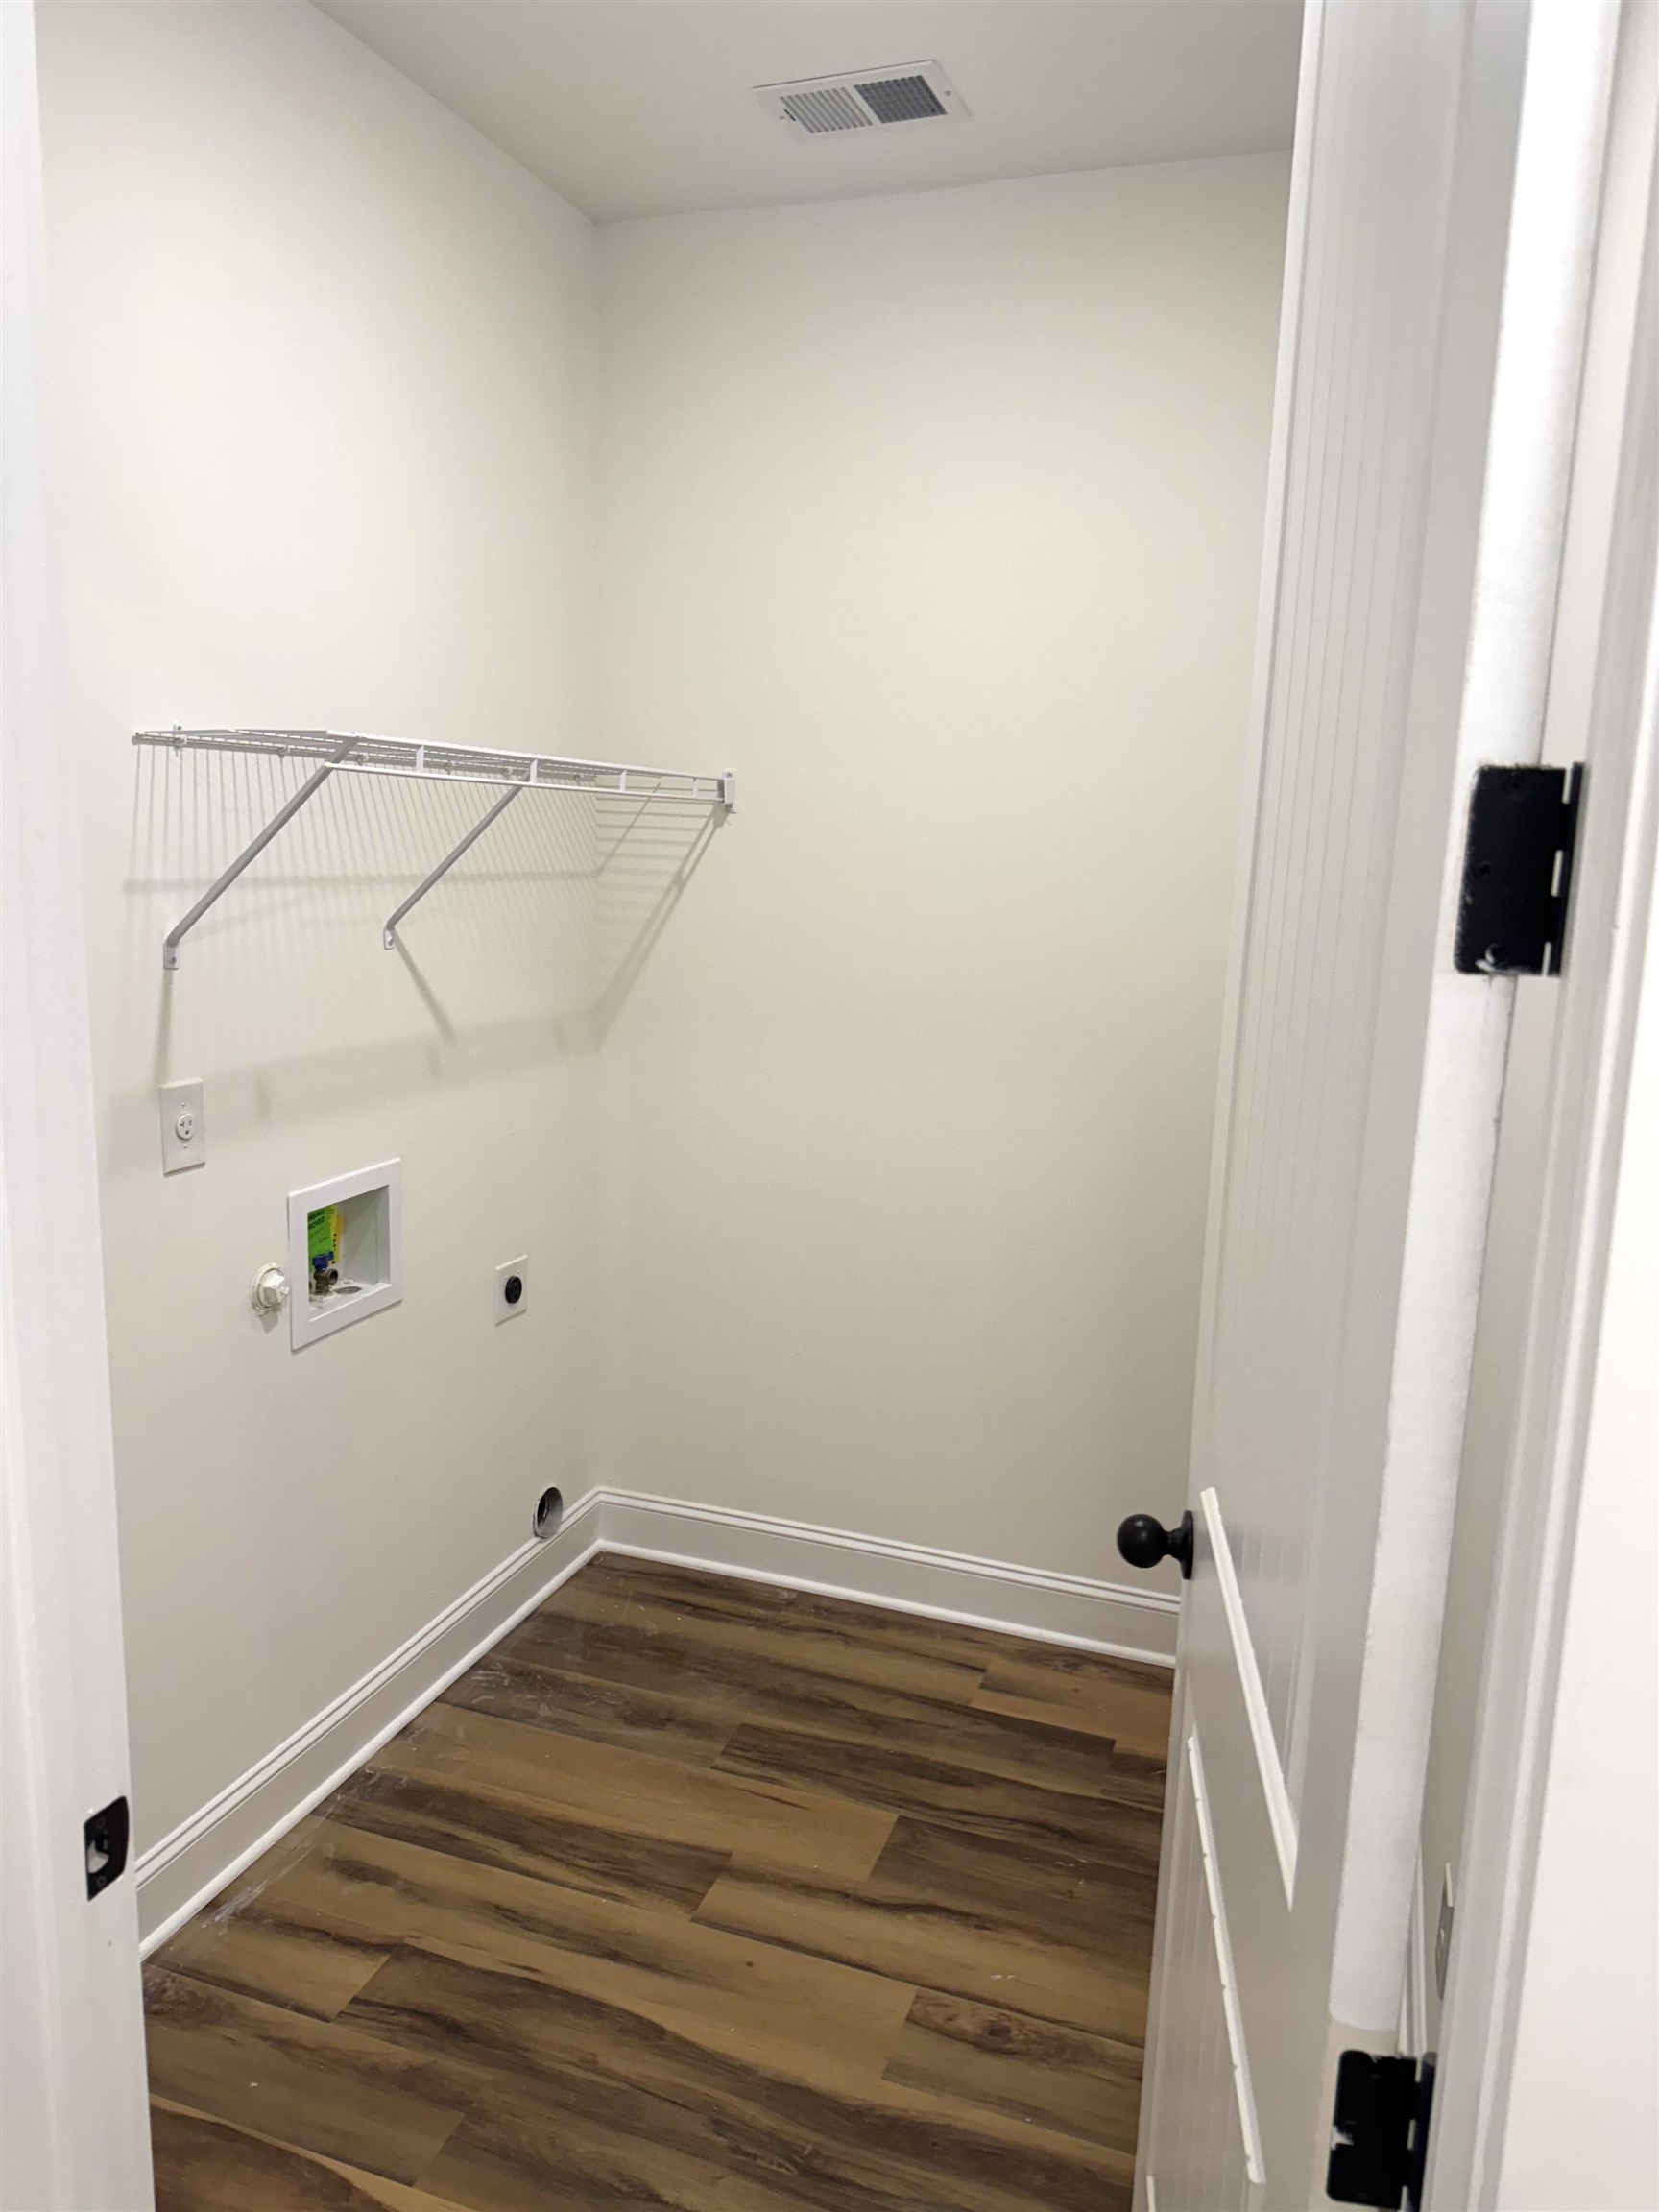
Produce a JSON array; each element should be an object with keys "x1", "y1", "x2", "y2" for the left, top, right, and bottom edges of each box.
[
  {"x1": 162, "y1": 744, "x2": 349, "y2": 972},
  {"x1": 383, "y1": 784, "x2": 523, "y2": 950}
]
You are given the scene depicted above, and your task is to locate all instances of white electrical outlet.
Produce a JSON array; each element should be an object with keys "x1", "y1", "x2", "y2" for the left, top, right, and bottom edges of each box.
[
  {"x1": 495, "y1": 1256, "x2": 528, "y2": 1322},
  {"x1": 158, "y1": 1078, "x2": 205, "y2": 1174}
]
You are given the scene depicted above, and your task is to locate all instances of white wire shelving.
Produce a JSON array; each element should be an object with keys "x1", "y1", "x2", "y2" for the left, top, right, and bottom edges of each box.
[{"x1": 133, "y1": 726, "x2": 735, "y2": 971}]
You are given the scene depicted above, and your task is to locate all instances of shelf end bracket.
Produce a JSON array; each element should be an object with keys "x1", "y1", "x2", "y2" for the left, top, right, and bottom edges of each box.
[{"x1": 162, "y1": 746, "x2": 349, "y2": 972}]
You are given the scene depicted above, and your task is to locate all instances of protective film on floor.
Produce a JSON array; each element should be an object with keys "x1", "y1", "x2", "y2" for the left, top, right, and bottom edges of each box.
[{"x1": 144, "y1": 1554, "x2": 1173, "y2": 2211}]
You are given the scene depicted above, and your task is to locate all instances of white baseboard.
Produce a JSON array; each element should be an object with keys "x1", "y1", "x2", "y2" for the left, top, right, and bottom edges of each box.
[
  {"x1": 136, "y1": 1487, "x2": 1178, "y2": 1953},
  {"x1": 598, "y1": 1491, "x2": 1180, "y2": 1665}
]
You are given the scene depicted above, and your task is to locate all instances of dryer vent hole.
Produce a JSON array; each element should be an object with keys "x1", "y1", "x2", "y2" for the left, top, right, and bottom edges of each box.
[{"x1": 532, "y1": 1487, "x2": 564, "y2": 1541}]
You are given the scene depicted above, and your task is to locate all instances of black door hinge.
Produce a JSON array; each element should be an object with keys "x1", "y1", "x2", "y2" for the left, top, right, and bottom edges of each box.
[
  {"x1": 1455, "y1": 763, "x2": 1583, "y2": 975},
  {"x1": 84, "y1": 1795, "x2": 130, "y2": 1900},
  {"x1": 1328, "y1": 2050, "x2": 1436, "y2": 2210}
]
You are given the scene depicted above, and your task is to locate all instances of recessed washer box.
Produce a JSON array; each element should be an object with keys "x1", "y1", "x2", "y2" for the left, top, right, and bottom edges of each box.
[{"x1": 287, "y1": 1161, "x2": 402, "y2": 1351}]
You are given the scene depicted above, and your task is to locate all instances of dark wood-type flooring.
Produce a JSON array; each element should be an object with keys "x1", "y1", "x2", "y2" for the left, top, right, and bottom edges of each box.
[{"x1": 145, "y1": 1555, "x2": 1173, "y2": 2211}]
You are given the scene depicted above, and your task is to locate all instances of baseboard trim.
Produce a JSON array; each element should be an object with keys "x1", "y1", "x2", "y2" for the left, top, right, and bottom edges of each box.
[
  {"x1": 134, "y1": 1490, "x2": 604, "y2": 1952},
  {"x1": 597, "y1": 1491, "x2": 1181, "y2": 1665},
  {"x1": 135, "y1": 1487, "x2": 1178, "y2": 1952}
]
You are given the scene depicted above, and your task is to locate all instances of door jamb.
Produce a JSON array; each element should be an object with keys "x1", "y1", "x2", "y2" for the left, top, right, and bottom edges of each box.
[
  {"x1": 1428, "y1": 1, "x2": 1658, "y2": 2198},
  {"x1": 0, "y1": 4, "x2": 155, "y2": 2204}
]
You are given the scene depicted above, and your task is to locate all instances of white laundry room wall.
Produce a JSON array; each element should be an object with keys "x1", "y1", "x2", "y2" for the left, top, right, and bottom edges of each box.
[
  {"x1": 36, "y1": 2, "x2": 1289, "y2": 1921},
  {"x1": 36, "y1": 0, "x2": 601, "y2": 1870},
  {"x1": 593, "y1": 156, "x2": 1289, "y2": 1588}
]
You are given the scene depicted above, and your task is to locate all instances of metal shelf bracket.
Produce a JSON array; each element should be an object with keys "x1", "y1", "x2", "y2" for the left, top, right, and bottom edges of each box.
[
  {"x1": 382, "y1": 784, "x2": 522, "y2": 950},
  {"x1": 160, "y1": 736, "x2": 351, "y2": 973}
]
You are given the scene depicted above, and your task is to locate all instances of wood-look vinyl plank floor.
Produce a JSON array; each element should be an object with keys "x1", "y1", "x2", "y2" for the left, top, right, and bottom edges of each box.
[
  {"x1": 349, "y1": 1944, "x2": 1133, "y2": 2212},
  {"x1": 479, "y1": 1619, "x2": 1128, "y2": 1804},
  {"x1": 329, "y1": 1764, "x2": 733, "y2": 1915},
  {"x1": 883, "y1": 1990, "x2": 1145, "y2": 2152},
  {"x1": 236, "y1": 1819, "x2": 918, "y2": 2076},
  {"x1": 146, "y1": 1971, "x2": 471, "y2": 2183},
  {"x1": 152, "y1": 1911, "x2": 395, "y2": 2026},
  {"x1": 370, "y1": 1703, "x2": 898, "y2": 1884},
  {"x1": 440, "y1": 1650, "x2": 738, "y2": 1767},
  {"x1": 150, "y1": 2100, "x2": 480, "y2": 2212},
  {"x1": 692, "y1": 1846, "x2": 1153, "y2": 2044},
  {"x1": 148, "y1": 1555, "x2": 1172, "y2": 2210},
  {"x1": 971, "y1": 1649, "x2": 1176, "y2": 1759},
  {"x1": 711, "y1": 1723, "x2": 1165, "y2": 1876},
  {"x1": 543, "y1": 1558, "x2": 1018, "y2": 1687}
]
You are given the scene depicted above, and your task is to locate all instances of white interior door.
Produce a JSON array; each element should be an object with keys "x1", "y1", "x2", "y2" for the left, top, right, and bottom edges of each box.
[{"x1": 1133, "y1": 2, "x2": 1625, "y2": 2205}]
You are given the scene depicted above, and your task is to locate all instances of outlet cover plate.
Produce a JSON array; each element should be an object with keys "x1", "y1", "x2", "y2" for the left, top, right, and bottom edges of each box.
[
  {"x1": 495, "y1": 1256, "x2": 528, "y2": 1322},
  {"x1": 159, "y1": 1079, "x2": 205, "y2": 1174}
]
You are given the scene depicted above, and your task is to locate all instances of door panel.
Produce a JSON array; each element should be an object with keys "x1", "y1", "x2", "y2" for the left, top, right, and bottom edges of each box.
[
  {"x1": 1136, "y1": 0, "x2": 1623, "y2": 2200},
  {"x1": 1193, "y1": 1489, "x2": 1298, "y2": 1892},
  {"x1": 1199, "y1": 0, "x2": 1475, "y2": 1808},
  {"x1": 1143, "y1": 1724, "x2": 1263, "y2": 2212}
]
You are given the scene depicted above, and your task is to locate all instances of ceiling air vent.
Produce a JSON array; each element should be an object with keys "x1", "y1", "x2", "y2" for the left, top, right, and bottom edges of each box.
[{"x1": 756, "y1": 61, "x2": 968, "y2": 140}]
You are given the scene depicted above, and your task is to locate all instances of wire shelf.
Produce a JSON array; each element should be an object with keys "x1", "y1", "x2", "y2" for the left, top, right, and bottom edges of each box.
[
  {"x1": 134, "y1": 726, "x2": 732, "y2": 804},
  {"x1": 133, "y1": 726, "x2": 734, "y2": 969}
]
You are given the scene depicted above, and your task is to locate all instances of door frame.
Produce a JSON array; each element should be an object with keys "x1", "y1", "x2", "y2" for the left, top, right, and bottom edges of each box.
[
  {"x1": 1429, "y1": 1, "x2": 1658, "y2": 2198},
  {"x1": 0, "y1": 4, "x2": 154, "y2": 2204}
]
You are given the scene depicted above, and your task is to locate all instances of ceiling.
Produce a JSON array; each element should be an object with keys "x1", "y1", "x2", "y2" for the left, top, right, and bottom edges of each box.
[{"x1": 312, "y1": 1, "x2": 1303, "y2": 224}]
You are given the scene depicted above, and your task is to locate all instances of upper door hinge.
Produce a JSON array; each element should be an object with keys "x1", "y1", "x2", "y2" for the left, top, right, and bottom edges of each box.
[
  {"x1": 1328, "y1": 2050, "x2": 1436, "y2": 2210},
  {"x1": 1455, "y1": 763, "x2": 1583, "y2": 975}
]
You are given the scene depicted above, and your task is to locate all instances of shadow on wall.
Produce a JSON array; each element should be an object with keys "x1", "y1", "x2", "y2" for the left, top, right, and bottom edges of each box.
[{"x1": 114, "y1": 746, "x2": 722, "y2": 1157}]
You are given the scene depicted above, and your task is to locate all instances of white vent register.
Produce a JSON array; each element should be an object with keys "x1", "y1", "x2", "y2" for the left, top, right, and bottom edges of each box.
[{"x1": 756, "y1": 61, "x2": 967, "y2": 138}]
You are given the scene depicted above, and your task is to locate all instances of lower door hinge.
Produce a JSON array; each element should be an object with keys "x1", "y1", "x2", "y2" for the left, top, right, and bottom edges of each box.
[
  {"x1": 1327, "y1": 2049, "x2": 1436, "y2": 2210},
  {"x1": 1455, "y1": 763, "x2": 1583, "y2": 976}
]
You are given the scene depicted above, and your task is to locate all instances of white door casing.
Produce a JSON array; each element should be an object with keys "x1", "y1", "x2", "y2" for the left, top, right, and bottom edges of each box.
[
  {"x1": 1136, "y1": 1, "x2": 1623, "y2": 2203},
  {"x1": 0, "y1": 4, "x2": 154, "y2": 2204},
  {"x1": 1428, "y1": 2, "x2": 1659, "y2": 2196}
]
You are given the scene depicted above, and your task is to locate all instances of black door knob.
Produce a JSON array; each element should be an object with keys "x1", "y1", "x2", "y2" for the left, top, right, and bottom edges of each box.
[{"x1": 1117, "y1": 1509, "x2": 1194, "y2": 1580}]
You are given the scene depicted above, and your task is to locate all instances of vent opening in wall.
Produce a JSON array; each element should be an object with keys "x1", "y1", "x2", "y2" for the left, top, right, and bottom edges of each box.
[
  {"x1": 532, "y1": 1487, "x2": 564, "y2": 1541},
  {"x1": 757, "y1": 61, "x2": 967, "y2": 139}
]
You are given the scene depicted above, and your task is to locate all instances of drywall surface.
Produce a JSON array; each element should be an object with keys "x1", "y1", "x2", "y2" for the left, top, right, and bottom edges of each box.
[
  {"x1": 36, "y1": 0, "x2": 599, "y2": 1858},
  {"x1": 594, "y1": 156, "x2": 1288, "y2": 1582}
]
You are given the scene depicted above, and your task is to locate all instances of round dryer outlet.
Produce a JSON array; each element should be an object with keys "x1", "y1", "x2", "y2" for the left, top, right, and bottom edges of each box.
[
  {"x1": 532, "y1": 1487, "x2": 564, "y2": 1541},
  {"x1": 494, "y1": 1256, "x2": 528, "y2": 1321}
]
